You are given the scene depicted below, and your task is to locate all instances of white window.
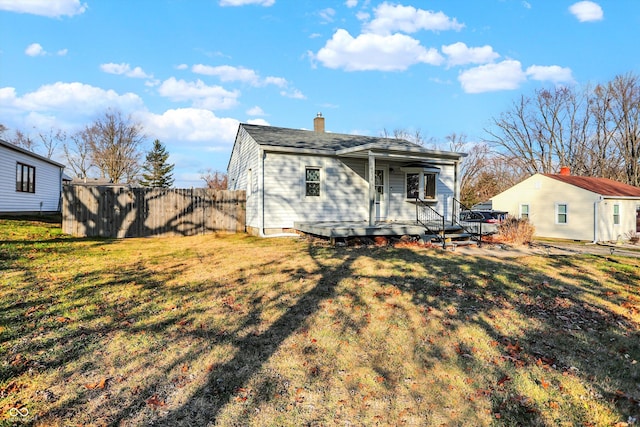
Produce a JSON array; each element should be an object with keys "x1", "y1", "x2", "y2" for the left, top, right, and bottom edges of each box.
[
  {"x1": 613, "y1": 204, "x2": 620, "y2": 225},
  {"x1": 520, "y1": 204, "x2": 530, "y2": 220},
  {"x1": 404, "y1": 169, "x2": 438, "y2": 200},
  {"x1": 305, "y1": 167, "x2": 321, "y2": 197},
  {"x1": 556, "y1": 203, "x2": 568, "y2": 224}
]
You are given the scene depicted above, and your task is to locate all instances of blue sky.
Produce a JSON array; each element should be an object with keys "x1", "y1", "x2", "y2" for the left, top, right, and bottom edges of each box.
[{"x1": 1, "y1": 0, "x2": 638, "y2": 187}]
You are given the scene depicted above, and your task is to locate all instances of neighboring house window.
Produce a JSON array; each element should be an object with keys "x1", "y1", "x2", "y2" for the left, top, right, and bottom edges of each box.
[
  {"x1": 613, "y1": 204, "x2": 620, "y2": 225},
  {"x1": 556, "y1": 203, "x2": 568, "y2": 224},
  {"x1": 16, "y1": 162, "x2": 36, "y2": 193},
  {"x1": 520, "y1": 204, "x2": 530, "y2": 220},
  {"x1": 404, "y1": 170, "x2": 438, "y2": 200},
  {"x1": 305, "y1": 167, "x2": 321, "y2": 197}
]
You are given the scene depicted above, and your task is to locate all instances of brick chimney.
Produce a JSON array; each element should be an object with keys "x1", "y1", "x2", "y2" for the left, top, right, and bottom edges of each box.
[
  {"x1": 559, "y1": 166, "x2": 571, "y2": 176},
  {"x1": 313, "y1": 112, "x2": 325, "y2": 133}
]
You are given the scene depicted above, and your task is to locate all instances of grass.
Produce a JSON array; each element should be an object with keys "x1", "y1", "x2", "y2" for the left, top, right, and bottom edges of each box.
[{"x1": 0, "y1": 217, "x2": 639, "y2": 426}]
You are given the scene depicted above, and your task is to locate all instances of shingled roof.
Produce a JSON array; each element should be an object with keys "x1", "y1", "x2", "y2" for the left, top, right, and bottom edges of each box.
[
  {"x1": 544, "y1": 174, "x2": 640, "y2": 197},
  {"x1": 240, "y1": 123, "x2": 423, "y2": 151}
]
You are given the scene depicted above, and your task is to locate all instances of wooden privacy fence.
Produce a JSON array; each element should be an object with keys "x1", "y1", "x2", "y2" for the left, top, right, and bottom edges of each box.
[{"x1": 62, "y1": 186, "x2": 246, "y2": 238}]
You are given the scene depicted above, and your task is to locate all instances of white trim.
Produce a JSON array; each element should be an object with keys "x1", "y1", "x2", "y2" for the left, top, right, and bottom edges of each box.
[
  {"x1": 403, "y1": 168, "x2": 438, "y2": 201},
  {"x1": 555, "y1": 202, "x2": 568, "y2": 225},
  {"x1": 303, "y1": 165, "x2": 323, "y2": 200},
  {"x1": 519, "y1": 203, "x2": 530, "y2": 220},
  {"x1": 613, "y1": 203, "x2": 621, "y2": 226}
]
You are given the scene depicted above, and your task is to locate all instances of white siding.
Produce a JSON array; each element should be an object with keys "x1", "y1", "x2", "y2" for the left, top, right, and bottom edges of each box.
[
  {"x1": 597, "y1": 199, "x2": 639, "y2": 242},
  {"x1": 492, "y1": 174, "x2": 599, "y2": 241},
  {"x1": 261, "y1": 155, "x2": 459, "y2": 230},
  {"x1": 262, "y1": 154, "x2": 369, "y2": 229},
  {"x1": 227, "y1": 127, "x2": 261, "y2": 229},
  {"x1": 0, "y1": 144, "x2": 63, "y2": 213}
]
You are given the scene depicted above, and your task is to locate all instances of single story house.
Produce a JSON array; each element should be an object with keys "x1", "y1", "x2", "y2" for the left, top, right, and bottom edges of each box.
[
  {"x1": 491, "y1": 169, "x2": 640, "y2": 242},
  {"x1": 0, "y1": 138, "x2": 66, "y2": 215},
  {"x1": 227, "y1": 114, "x2": 466, "y2": 237}
]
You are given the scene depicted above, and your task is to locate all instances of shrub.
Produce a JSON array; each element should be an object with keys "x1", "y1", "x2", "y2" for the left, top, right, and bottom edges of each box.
[
  {"x1": 497, "y1": 216, "x2": 535, "y2": 245},
  {"x1": 624, "y1": 230, "x2": 639, "y2": 245}
]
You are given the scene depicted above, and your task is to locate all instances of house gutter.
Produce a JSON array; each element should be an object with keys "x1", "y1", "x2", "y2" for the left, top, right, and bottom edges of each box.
[{"x1": 259, "y1": 148, "x2": 298, "y2": 238}]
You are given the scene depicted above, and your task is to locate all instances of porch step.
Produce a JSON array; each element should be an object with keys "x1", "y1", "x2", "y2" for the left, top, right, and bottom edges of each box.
[{"x1": 422, "y1": 233, "x2": 477, "y2": 245}]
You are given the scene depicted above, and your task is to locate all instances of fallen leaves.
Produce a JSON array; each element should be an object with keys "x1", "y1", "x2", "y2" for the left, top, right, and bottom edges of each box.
[
  {"x1": 85, "y1": 377, "x2": 107, "y2": 390},
  {"x1": 146, "y1": 395, "x2": 165, "y2": 408}
]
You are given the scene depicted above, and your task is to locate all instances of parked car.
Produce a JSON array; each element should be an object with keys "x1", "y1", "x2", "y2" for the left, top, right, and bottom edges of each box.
[{"x1": 458, "y1": 210, "x2": 508, "y2": 234}]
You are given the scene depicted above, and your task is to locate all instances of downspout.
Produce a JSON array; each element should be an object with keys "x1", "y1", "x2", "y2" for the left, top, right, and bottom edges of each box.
[
  {"x1": 259, "y1": 149, "x2": 298, "y2": 238},
  {"x1": 592, "y1": 196, "x2": 603, "y2": 244}
]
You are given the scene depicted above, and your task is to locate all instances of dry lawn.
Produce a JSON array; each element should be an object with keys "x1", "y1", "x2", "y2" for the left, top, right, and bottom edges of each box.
[{"x1": 0, "y1": 217, "x2": 639, "y2": 426}]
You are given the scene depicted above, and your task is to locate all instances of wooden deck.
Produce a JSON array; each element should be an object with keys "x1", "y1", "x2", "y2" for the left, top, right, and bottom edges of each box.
[{"x1": 294, "y1": 220, "x2": 461, "y2": 239}]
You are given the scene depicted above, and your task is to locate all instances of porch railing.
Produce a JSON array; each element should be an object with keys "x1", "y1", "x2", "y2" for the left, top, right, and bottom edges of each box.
[
  {"x1": 415, "y1": 197, "x2": 446, "y2": 247},
  {"x1": 452, "y1": 198, "x2": 483, "y2": 246}
]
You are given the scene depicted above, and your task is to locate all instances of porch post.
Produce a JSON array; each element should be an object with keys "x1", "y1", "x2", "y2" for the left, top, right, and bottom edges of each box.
[{"x1": 368, "y1": 151, "x2": 376, "y2": 226}]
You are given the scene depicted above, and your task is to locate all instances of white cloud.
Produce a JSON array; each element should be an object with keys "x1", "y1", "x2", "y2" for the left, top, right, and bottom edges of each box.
[
  {"x1": 0, "y1": 0, "x2": 87, "y2": 17},
  {"x1": 25, "y1": 43, "x2": 46, "y2": 56},
  {"x1": 522, "y1": 1, "x2": 531, "y2": 9},
  {"x1": 192, "y1": 64, "x2": 289, "y2": 89},
  {"x1": 526, "y1": 65, "x2": 575, "y2": 85},
  {"x1": 247, "y1": 106, "x2": 265, "y2": 116},
  {"x1": 442, "y1": 42, "x2": 500, "y2": 67},
  {"x1": 219, "y1": 0, "x2": 274, "y2": 6},
  {"x1": 100, "y1": 63, "x2": 153, "y2": 79},
  {"x1": 314, "y1": 29, "x2": 443, "y2": 71},
  {"x1": 57, "y1": 48, "x2": 68, "y2": 56},
  {"x1": 157, "y1": 77, "x2": 239, "y2": 110},
  {"x1": 458, "y1": 60, "x2": 527, "y2": 93},
  {"x1": 345, "y1": 0, "x2": 357, "y2": 8},
  {"x1": 193, "y1": 64, "x2": 259, "y2": 84},
  {"x1": 138, "y1": 108, "x2": 239, "y2": 143},
  {"x1": 176, "y1": 64, "x2": 189, "y2": 70},
  {"x1": 365, "y1": 2, "x2": 464, "y2": 35},
  {"x1": 569, "y1": 1, "x2": 603, "y2": 22},
  {"x1": 319, "y1": 8, "x2": 336, "y2": 23},
  {"x1": 280, "y1": 88, "x2": 306, "y2": 99},
  {"x1": 0, "y1": 82, "x2": 144, "y2": 124},
  {"x1": 247, "y1": 118, "x2": 270, "y2": 126}
]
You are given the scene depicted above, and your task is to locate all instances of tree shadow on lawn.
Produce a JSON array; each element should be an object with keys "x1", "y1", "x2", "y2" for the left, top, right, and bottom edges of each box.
[
  {"x1": 393, "y1": 250, "x2": 640, "y2": 424},
  {"x1": 148, "y1": 248, "x2": 639, "y2": 426},
  {"x1": 3, "y1": 242, "x2": 639, "y2": 425}
]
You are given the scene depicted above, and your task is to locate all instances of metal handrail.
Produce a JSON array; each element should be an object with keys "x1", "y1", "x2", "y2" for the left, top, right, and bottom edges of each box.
[
  {"x1": 452, "y1": 198, "x2": 482, "y2": 246},
  {"x1": 415, "y1": 197, "x2": 446, "y2": 248}
]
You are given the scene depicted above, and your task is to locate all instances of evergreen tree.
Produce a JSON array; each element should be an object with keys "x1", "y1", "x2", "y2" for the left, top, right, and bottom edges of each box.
[{"x1": 140, "y1": 139, "x2": 175, "y2": 188}]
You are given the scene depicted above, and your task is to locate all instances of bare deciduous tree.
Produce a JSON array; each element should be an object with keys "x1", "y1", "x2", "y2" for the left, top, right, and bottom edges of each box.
[
  {"x1": 86, "y1": 109, "x2": 145, "y2": 184},
  {"x1": 38, "y1": 127, "x2": 66, "y2": 159},
  {"x1": 200, "y1": 169, "x2": 228, "y2": 190},
  {"x1": 13, "y1": 129, "x2": 37, "y2": 152},
  {"x1": 64, "y1": 128, "x2": 95, "y2": 180}
]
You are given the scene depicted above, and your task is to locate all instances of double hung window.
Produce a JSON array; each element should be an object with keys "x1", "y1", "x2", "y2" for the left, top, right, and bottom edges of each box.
[{"x1": 305, "y1": 167, "x2": 321, "y2": 197}]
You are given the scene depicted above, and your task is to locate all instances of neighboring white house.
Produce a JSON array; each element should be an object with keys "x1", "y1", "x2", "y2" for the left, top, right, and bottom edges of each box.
[
  {"x1": 0, "y1": 138, "x2": 66, "y2": 215},
  {"x1": 491, "y1": 170, "x2": 640, "y2": 242},
  {"x1": 227, "y1": 114, "x2": 466, "y2": 236}
]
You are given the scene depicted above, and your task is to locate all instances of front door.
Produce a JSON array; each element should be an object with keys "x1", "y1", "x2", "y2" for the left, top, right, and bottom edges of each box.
[
  {"x1": 375, "y1": 168, "x2": 388, "y2": 221},
  {"x1": 636, "y1": 205, "x2": 640, "y2": 233}
]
